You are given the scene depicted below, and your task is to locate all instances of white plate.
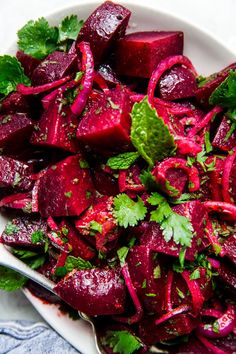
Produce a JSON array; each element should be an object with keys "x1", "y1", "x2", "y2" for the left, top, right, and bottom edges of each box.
[{"x1": 3, "y1": 0, "x2": 236, "y2": 353}]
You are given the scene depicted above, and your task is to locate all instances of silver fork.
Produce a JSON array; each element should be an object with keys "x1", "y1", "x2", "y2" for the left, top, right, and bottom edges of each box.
[{"x1": 0, "y1": 243, "x2": 102, "y2": 354}]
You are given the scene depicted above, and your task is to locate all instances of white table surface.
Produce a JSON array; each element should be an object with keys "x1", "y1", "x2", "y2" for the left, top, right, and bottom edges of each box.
[{"x1": 0, "y1": 0, "x2": 236, "y2": 323}]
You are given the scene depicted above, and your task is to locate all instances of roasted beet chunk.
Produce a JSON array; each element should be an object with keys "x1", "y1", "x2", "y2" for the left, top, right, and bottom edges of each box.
[
  {"x1": 53, "y1": 267, "x2": 126, "y2": 315},
  {"x1": 30, "y1": 95, "x2": 79, "y2": 153},
  {"x1": 115, "y1": 31, "x2": 183, "y2": 78},
  {"x1": 77, "y1": 87, "x2": 131, "y2": 151},
  {"x1": 77, "y1": 1, "x2": 131, "y2": 65},
  {"x1": 212, "y1": 116, "x2": 236, "y2": 152},
  {"x1": 0, "y1": 113, "x2": 33, "y2": 149},
  {"x1": 140, "y1": 201, "x2": 209, "y2": 260},
  {"x1": 158, "y1": 65, "x2": 197, "y2": 100},
  {"x1": 37, "y1": 154, "x2": 95, "y2": 217},
  {"x1": 0, "y1": 156, "x2": 33, "y2": 191},
  {"x1": 0, "y1": 215, "x2": 47, "y2": 248},
  {"x1": 75, "y1": 196, "x2": 119, "y2": 252},
  {"x1": 223, "y1": 234, "x2": 236, "y2": 266},
  {"x1": 0, "y1": 93, "x2": 31, "y2": 115},
  {"x1": 32, "y1": 51, "x2": 77, "y2": 86}
]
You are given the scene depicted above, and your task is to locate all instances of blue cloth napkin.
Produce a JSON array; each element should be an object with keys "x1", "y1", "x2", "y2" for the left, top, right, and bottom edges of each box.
[{"x1": 0, "y1": 321, "x2": 79, "y2": 354}]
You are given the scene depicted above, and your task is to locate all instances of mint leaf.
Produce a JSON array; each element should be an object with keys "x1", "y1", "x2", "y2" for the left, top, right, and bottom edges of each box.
[
  {"x1": 58, "y1": 15, "x2": 83, "y2": 42},
  {"x1": 0, "y1": 266, "x2": 27, "y2": 291},
  {"x1": 107, "y1": 152, "x2": 139, "y2": 170},
  {"x1": 209, "y1": 70, "x2": 236, "y2": 108},
  {"x1": 113, "y1": 194, "x2": 147, "y2": 228},
  {"x1": 17, "y1": 18, "x2": 59, "y2": 59},
  {"x1": 147, "y1": 192, "x2": 194, "y2": 247},
  {"x1": 0, "y1": 55, "x2": 31, "y2": 98},
  {"x1": 131, "y1": 97, "x2": 176, "y2": 167},
  {"x1": 101, "y1": 330, "x2": 143, "y2": 354},
  {"x1": 65, "y1": 255, "x2": 93, "y2": 272}
]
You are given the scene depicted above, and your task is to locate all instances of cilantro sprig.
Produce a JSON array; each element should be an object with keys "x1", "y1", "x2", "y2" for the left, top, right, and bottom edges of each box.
[
  {"x1": 101, "y1": 330, "x2": 143, "y2": 354},
  {"x1": 0, "y1": 55, "x2": 31, "y2": 99},
  {"x1": 131, "y1": 97, "x2": 176, "y2": 167},
  {"x1": 17, "y1": 15, "x2": 83, "y2": 59},
  {"x1": 113, "y1": 194, "x2": 147, "y2": 228},
  {"x1": 148, "y1": 192, "x2": 194, "y2": 247}
]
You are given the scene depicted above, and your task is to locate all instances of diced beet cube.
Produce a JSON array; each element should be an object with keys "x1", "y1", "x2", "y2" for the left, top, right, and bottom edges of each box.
[
  {"x1": 0, "y1": 156, "x2": 33, "y2": 191},
  {"x1": 223, "y1": 234, "x2": 236, "y2": 266},
  {"x1": 59, "y1": 220, "x2": 95, "y2": 260},
  {"x1": 32, "y1": 51, "x2": 77, "y2": 86},
  {"x1": 77, "y1": 1, "x2": 131, "y2": 65},
  {"x1": 92, "y1": 169, "x2": 119, "y2": 196},
  {"x1": 16, "y1": 50, "x2": 41, "y2": 79},
  {"x1": 75, "y1": 196, "x2": 119, "y2": 252},
  {"x1": 37, "y1": 154, "x2": 95, "y2": 217},
  {"x1": 0, "y1": 113, "x2": 33, "y2": 149},
  {"x1": 139, "y1": 314, "x2": 199, "y2": 345},
  {"x1": 126, "y1": 246, "x2": 166, "y2": 313},
  {"x1": 97, "y1": 63, "x2": 120, "y2": 85},
  {"x1": 1, "y1": 92, "x2": 31, "y2": 115},
  {"x1": 140, "y1": 201, "x2": 209, "y2": 260},
  {"x1": 53, "y1": 267, "x2": 126, "y2": 315},
  {"x1": 0, "y1": 215, "x2": 47, "y2": 248},
  {"x1": 195, "y1": 62, "x2": 236, "y2": 106},
  {"x1": 115, "y1": 31, "x2": 183, "y2": 78},
  {"x1": 158, "y1": 65, "x2": 197, "y2": 100},
  {"x1": 212, "y1": 116, "x2": 236, "y2": 152},
  {"x1": 30, "y1": 95, "x2": 79, "y2": 153},
  {"x1": 77, "y1": 87, "x2": 131, "y2": 151}
]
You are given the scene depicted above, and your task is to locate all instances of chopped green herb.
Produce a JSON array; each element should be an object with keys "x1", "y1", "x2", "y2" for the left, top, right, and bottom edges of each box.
[
  {"x1": 64, "y1": 191, "x2": 72, "y2": 198},
  {"x1": 55, "y1": 266, "x2": 68, "y2": 277},
  {"x1": 79, "y1": 159, "x2": 89, "y2": 168},
  {"x1": 179, "y1": 248, "x2": 186, "y2": 269},
  {"x1": 141, "y1": 279, "x2": 147, "y2": 289},
  {"x1": 204, "y1": 131, "x2": 213, "y2": 153},
  {"x1": 31, "y1": 230, "x2": 45, "y2": 244},
  {"x1": 75, "y1": 71, "x2": 83, "y2": 82},
  {"x1": 86, "y1": 190, "x2": 92, "y2": 199},
  {"x1": 61, "y1": 226, "x2": 69, "y2": 236},
  {"x1": 153, "y1": 265, "x2": 161, "y2": 279},
  {"x1": 139, "y1": 170, "x2": 158, "y2": 192},
  {"x1": 130, "y1": 97, "x2": 176, "y2": 167},
  {"x1": 90, "y1": 220, "x2": 102, "y2": 234},
  {"x1": 224, "y1": 121, "x2": 236, "y2": 142},
  {"x1": 212, "y1": 320, "x2": 220, "y2": 333},
  {"x1": 113, "y1": 194, "x2": 147, "y2": 228},
  {"x1": 4, "y1": 222, "x2": 20, "y2": 235},
  {"x1": 190, "y1": 268, "x2": 200, "y2": 280},
  {"x1": 176, "y1": 287, "x2": 185, "y2": 299},
  {"x1": 107, "y1": 98, "x2": 120, "y2": 110},
  {"x1": 145, "y1": 293, "x2": 156, "y2": 297},
  {"x1": 107, "y1": 152, "x2": 140, "y2": 170}
]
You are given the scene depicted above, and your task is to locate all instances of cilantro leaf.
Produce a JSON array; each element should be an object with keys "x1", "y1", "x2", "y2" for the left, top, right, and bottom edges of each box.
[
  {"x1": 117, "y1": 247, "x2": 129, "y2": 266},
  {"x1": 107, "y1": 152, "x2": 139, "y2": 170},
  {"x1": 139, "y1": 170, "x2": 158, "y2": 192},
  {"x1": 0, "y1": 266, "x2": 27, "y2": 291},
  {"x1": 113, "y1": 194, "x2": 147, "y2": 228},
  {"x1": 148, "y1": 192, "x2": 194, "y2": 247},
  {"x1": 209, "y1": 70, "x2": 236, "y2": 108},
  {"x1": 58, "y1": 15, "x2": 84, "y2": 42},
  {"x1": 131, "y1": 97, "x2": 176, "y2": 167},
  {"x1": 101, "y1": 330, "x2": 143, "y2": 354},
  {"x1": 17, "y1": 18, "x2": 59, "y2": 59},
  {"x1": 0, "y1": 55, "x2": 31, "y2": 98}
]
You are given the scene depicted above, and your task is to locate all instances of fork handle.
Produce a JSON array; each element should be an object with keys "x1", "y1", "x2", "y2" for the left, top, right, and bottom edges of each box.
[{"x1": 0, "y1": 244, "x2": 55, "y2": 293}]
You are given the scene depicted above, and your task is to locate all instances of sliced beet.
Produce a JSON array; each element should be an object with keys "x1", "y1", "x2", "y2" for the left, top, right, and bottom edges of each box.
[
  {"x1": 0, "y1": 156, "x2": 33, "y2": 191},
  {"x1": 140, "y1": 201, "x2": 209, "y2": 260},
  {"x1": 16, "y1": 50, "x2": 41, "y2": 79},
  {"x1": 53, "y1": 267, "x2": 126, "y2": 315},
  {"x1": 218, "y1": 261, "x2": 236, "y2": 292},
  {"x1": 115, "y1": 31, "x2": 183, "y2": 78},
  {"x1": 0, "y1": 215, "x2": 47, "y2": 248},
  {"x1": 59, "y1": 220, "x2": 95, "y2": 260},
  {"x1": 223, "y1": 234, "x2": 236, "y2": 266},
  {"x1": 0, "y1": 113, "x2": 33, "y2": 149},
  {"x1": 212, "y1": 116, "x2": 236, "y2": 152},
  {"x1": 139, "y1": 314, "x2": 198, "y2": 345},
  {"x1": 76, "y1": 87, "x2": 131, "y2": 151},
  {"x1": 75, "y1": 196, "x2": 119, "y2": 252},
  {"x1": 30, "y1": 94, "x2": 79, "y2": 153},
  {"x1": 126, "y1": 246, "x2": 166, "y2": 313},
  {"x1": 31, "y1": 51, "x2": 77, "y2": 86},
  {"x1": 158, "y1": 65, "x2": 197, "y2": 100},
  {"x1": 77, "y1": 1, "x2": 131, "y2": 65},
  {"x1": 0, "y1": 192, "x2": 32, "y2": 211},
  {"x1": 37, "y1": 154, "x2": 95, "y2": 217}
]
